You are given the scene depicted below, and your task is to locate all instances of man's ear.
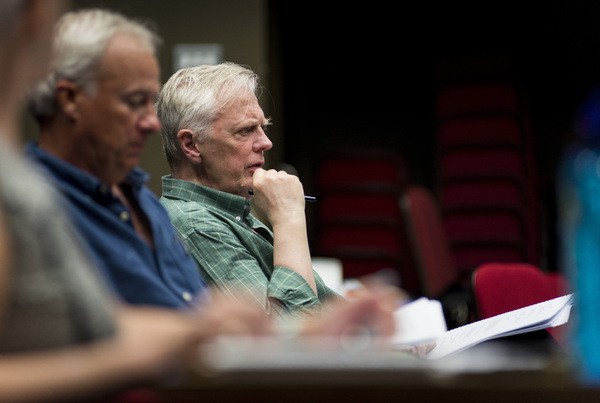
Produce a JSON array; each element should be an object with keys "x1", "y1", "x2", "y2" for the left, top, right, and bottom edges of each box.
[
  {"x1": 55, "y1": 80, "x2": 81, "y2": 121},
  {"x1": 177, "y1": 129, "x2": 202, "y2": 164}
]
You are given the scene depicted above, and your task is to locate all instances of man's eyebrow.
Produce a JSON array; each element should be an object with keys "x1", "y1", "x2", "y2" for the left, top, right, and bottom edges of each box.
[
  {"x1": 123, "y1": 89, "x2": 160, "y2": 105},
  {"x1": 124, "y1": 88, "x2": 155, "y2": 97}
]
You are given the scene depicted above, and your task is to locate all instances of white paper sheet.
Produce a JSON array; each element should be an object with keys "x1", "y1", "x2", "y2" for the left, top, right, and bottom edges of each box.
[{"x1": 424, "y1": 294, "x2": 574, "y2": 360}]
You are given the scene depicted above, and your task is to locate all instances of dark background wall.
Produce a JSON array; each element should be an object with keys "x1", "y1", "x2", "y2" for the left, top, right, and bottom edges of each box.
[
  {"x1": 272, "y1": 0, "x2": 600, "y2": 190},
  {"x1": 269, "y1": 1, "x2": 600, "y2": 271}
]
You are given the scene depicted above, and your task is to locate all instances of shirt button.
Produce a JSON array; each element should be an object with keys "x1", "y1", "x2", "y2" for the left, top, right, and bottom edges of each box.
[
  {"x1": 119, "y1": 211, "x2": 130, "y2": 221},
  {"x1": 235, "y1": 216, "x2": 241, "y2": 221},
  {"x1": 182, "y1": 292, "x2": 192, "y2": 302}
]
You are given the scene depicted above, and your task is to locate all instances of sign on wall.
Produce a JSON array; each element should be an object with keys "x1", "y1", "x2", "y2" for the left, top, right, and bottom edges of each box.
[{"x1": 173, "y1": 44, "x2": 224, "y2": 72}]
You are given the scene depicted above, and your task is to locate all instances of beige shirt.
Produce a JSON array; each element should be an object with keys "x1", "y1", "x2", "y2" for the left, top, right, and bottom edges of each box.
[{"x1": 0, "y1": 141, "x2": 115, "y2": 352}]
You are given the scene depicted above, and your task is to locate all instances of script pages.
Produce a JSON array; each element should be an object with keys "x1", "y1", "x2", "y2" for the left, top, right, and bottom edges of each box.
[{"x1": 422, "y1": 294, "x2": 574, "y2": 360}]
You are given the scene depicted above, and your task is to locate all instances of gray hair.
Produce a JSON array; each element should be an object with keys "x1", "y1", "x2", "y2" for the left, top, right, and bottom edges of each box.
[
  {"x1": 157, "y1": 62, "x2": 260, "y2": 171},
  {"x1": 27, "y1": 8, "x2": 162, "y2": 120}
]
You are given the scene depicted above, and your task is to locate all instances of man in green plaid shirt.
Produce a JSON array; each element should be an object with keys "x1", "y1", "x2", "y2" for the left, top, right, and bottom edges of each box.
[{"x1": 157, "y1": 63, "x2": 340, "y2": 318}]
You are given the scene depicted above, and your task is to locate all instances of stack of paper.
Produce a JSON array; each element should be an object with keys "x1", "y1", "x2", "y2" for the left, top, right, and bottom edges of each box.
[
  {"x1": 423, "y1": 294, "x2": 574, "y2": 360},
  {"x1": 198, "y1": 294, "x2": 574, "y2": 374}
]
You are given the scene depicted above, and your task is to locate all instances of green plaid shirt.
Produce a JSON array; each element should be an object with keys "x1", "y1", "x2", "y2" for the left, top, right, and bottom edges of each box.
[{"x1": 160, "y1": 175, "x2": 340, "y2": 318}]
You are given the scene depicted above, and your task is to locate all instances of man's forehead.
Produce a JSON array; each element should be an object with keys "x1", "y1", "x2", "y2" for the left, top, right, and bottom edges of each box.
[
  {"x1": 97, "y1": 34, "x2": 159, "y2": 79},
  {"x1": 216, "y1": 91, "x2": 263, "y2": 120}
]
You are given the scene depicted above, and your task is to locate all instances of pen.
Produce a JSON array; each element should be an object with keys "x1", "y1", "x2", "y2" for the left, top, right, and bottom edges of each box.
[{"x1": 248, "y1": 189, "x2": 316, "y2": 202}]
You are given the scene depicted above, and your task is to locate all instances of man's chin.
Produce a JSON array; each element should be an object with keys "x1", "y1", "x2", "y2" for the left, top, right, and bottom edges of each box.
[
  {"x1": 105, "y1": 164, "x2": 134, "y2": 186},
  {"x1": 239, "y1": 184, "x2": 253, "y2": 199}
]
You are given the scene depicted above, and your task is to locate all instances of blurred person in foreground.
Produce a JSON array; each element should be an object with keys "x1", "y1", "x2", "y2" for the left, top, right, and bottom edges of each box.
[{"x1": 157, "y1": 63, "x2": 343, "y2": 318}]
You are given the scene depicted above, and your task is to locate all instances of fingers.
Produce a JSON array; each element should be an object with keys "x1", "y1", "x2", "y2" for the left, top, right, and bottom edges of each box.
[
  {"x1": 400, "y1": 343, "x2": 436, "y2": 358},
  {"x1": 112, "y1": 306, "x2": 204, "y2": 379},
  {"x1": 251, "y1": 169, "x2": 306, "y2": 225},
  {"x1": 192, "y1": 289, "x2": 274, "y2": 339},
  {"x1": 252, "y1": 169, "x2": 304, "y2": 201},
  {"x1": 300, "y1": 294, "x2": 396, "y2": 341},
  {"x1": 352, "y1": 270, "x2": 411, "y2": 310}
]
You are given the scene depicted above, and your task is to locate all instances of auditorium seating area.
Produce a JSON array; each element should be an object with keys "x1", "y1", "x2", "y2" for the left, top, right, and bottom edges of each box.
[{"x1": 310, "y1": 58, "x2": 566, "y2": 330}]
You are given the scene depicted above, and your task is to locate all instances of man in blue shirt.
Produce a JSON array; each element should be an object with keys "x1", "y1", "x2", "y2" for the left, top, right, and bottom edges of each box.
[{"x1": 25, "y1": 9, "x2": 204, "y2": 308}]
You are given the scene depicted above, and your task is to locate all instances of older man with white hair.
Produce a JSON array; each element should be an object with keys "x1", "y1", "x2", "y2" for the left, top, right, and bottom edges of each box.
[{"x1": 157, "y1": 63, "x2": 342, "y2": 318}]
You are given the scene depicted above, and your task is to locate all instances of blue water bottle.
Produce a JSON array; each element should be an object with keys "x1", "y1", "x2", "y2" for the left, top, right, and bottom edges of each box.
[{"x1": 557, "y1": 87, "x2": 600, "y2": 385}]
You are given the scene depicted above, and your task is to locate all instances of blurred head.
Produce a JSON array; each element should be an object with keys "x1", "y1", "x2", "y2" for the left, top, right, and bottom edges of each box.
[
  {"x1": 0, "y1": 0, "x2": 68, "y2": 138},
  {"x1": 28, "y1": 9, "x2": 163, "y2": 184},
  {"x1": 28, "y1": 8, "x2": 161, "y2": 120},
  {"x1": 157, "y1": 63, "x2": 273, "y2": 197}
]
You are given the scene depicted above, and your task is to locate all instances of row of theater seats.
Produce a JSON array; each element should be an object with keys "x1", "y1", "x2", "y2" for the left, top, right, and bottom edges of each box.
[
  {"x1": 311, "y1": 56, "x2": 569, "y2": 331},
  {"x1": 313, "y1": 147, "x2": 418, "y2": 295},
  {"x1": 311, "y1": 147, "x2": 470, "y2": 327},
  {"x1": 311, "y1": 146, "x2": 569, "y2": 334},
  {"x1": 433, "y1": 59, "x2": 540, "y2": 284}
]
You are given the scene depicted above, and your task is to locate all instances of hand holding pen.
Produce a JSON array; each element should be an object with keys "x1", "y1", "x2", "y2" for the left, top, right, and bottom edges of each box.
[{"x1": 250, "y1": 168, "x2": 313, "y2": 228}]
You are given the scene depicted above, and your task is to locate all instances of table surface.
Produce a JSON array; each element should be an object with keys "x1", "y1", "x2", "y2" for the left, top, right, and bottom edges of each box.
[{"x1": 156, "y1": 339, "x2": 600, "y2": 403}]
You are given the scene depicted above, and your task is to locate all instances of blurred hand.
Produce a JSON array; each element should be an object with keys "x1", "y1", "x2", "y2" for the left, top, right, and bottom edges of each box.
[
  {"x1": 111, "y1": 291, "x2": 273, "y2": 381},
  {"x1": 112, "y1": 306, "x2": 204, "y2": 380},
  {"x1": 192, "y1": 290, "x2": 274, "y2": 338},
  {"x1": 400, "y1": 343, "x2": 437, "y2": 358},
  {"x1": 345, "y1": 271, "x2": 410, "y2": 311},
  {"x1": 299, "y1": 291, "x2": 397, "y2": 342}
]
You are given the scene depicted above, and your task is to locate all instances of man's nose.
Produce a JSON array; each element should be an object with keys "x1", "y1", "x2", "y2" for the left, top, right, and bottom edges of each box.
[
  {"x1": 139, "y1": 111, "x2": 161, "y2": 134},
  {"x1": 257, "y1": 128, "x2": 273, "y2": 151}
]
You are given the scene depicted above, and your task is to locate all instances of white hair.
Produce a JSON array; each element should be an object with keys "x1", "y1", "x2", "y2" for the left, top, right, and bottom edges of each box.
[
  {"x1": 27, "y1": 8, "x2": 162, "y2": 120},
  {"x1": 156, "y1": 62, "x2": 260, "y2": 171}
]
